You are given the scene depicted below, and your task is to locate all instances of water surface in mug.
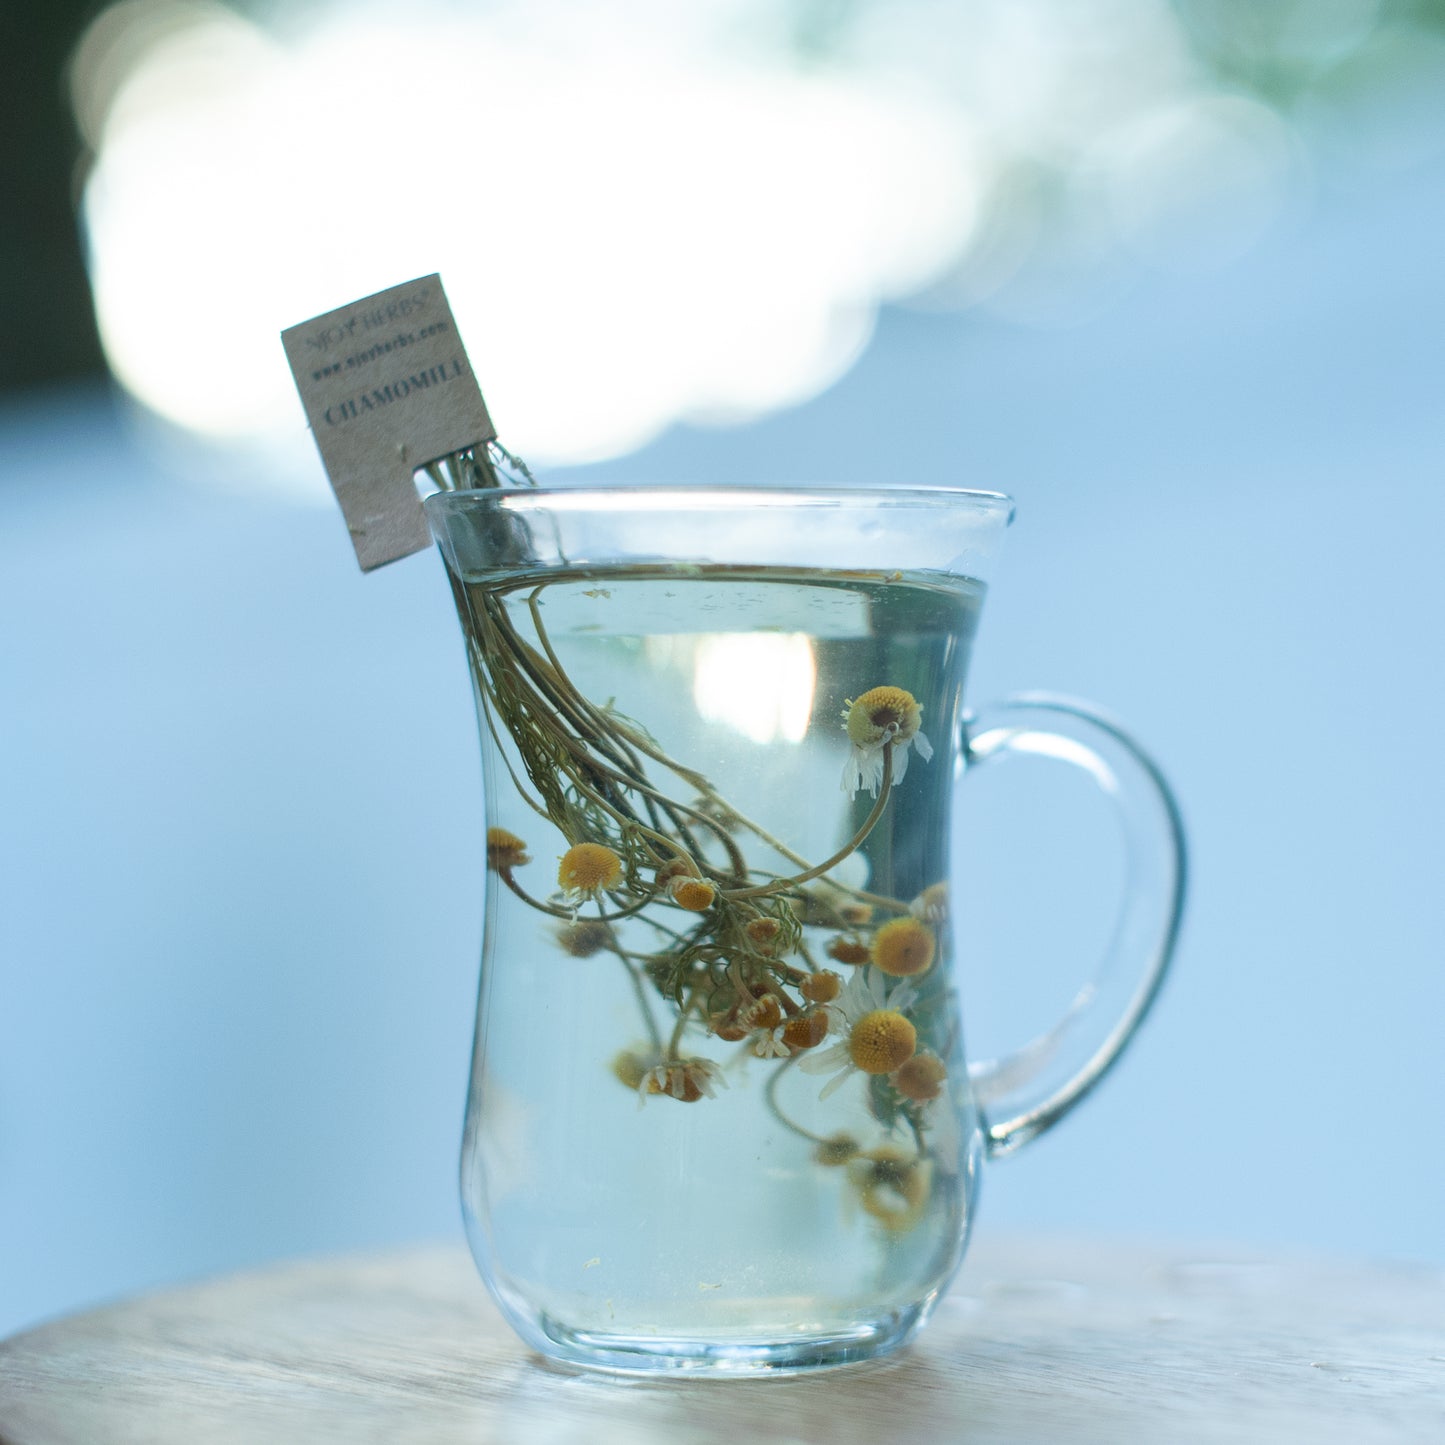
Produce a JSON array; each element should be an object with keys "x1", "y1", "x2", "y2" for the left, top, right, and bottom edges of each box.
[{"x1": 455, "y1": 565, "x2": 987, "y2": 1341}]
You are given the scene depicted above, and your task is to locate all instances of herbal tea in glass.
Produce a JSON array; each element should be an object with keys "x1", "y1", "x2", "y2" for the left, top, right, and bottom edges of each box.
[{"x1": 426, "y1": 478, "x2": 1183, "y2": 1375}]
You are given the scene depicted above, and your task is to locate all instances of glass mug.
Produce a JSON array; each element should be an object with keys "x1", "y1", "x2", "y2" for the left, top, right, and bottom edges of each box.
[{"x1": 427, "y1": 485, "x2": 1184, "y2": 1375}]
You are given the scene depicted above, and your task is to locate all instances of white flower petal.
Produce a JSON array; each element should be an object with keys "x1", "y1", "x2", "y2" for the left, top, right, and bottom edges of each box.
[
  {"x1": 914, "y1": 729, "x2": 933, "y2": 763},
  {"x1": 753, "y1": 1031, "x2": 790, "y2": 1059},
  {"x1": 818, "y1": 1068, "x2": 854, "y2": 1101},
  {"x1": 865, "y1": 968, "x2": 891, "y2": 1011},
  {"x1": 798, "y1": 1041, "x2": 850, "y2": 1074},
  {"x1": 861, "y1": 749, "x2": 886, "y2": 797},
  {"x1": 832, "y1": 969, "x2": 875, "y2": 1028},
  {"x1": 887, "y1": 978, "x2": 919, "y2": 1016}
]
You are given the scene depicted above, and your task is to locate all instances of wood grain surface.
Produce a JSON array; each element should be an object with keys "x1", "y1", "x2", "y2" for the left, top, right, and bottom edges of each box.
[{"x1": 1, "y1": 1236, "x2": 1441, "y2": 1444}]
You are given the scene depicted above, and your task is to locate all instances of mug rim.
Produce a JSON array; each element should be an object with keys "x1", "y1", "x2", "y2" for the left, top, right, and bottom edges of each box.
[{"x1": 424, "y1": 482, "x2": 1015, "y2": 523}]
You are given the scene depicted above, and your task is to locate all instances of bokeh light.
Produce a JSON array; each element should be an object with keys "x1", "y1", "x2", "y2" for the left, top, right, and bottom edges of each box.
[
  {"x1": 69, "y1": 0, "x2": 1445, "y2": 476},
  {"x1": 73, "y1": 0, "x2": 983, "y2": 470}
]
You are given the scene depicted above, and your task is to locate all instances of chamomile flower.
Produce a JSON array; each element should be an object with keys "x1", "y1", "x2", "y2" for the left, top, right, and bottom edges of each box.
[
  {"x1": 557, "y1": 843, "x2": 623, "y2": 898},
  {"x1": 910, "y1": 881, "x2": 949, "y2": 925},
  {"x1": 799, "y1": 970, "x2": 842, "y2": 1004},
  {"x1": 780, "y1": 1010, "x2": 829, "y2": 1052},
  {"x1": 840, "y1": 685, "x2": 933, "y2": 799},
  {"x1": 668, "y1": 875, "x2": 716, "y2": 912},
  {"x1": 891, "y1": 1051, "x2": 948, "y2": 1102},
  {"x1": 847, "y1": 1147, "x2": 933, "y2": 1233},
  {"x1": 826, "y1": 936, "x2": 872, "y2": 967},
  {"x1": 744, "y1": 916, "x2": 783, "y2": 951},
  {"x1": 751, "y1": 1028, "x2": 792, "y2": 1060},
  {"x1": 825, "y1": 965, "x2": 919, "y2": 1035},
  {"x1": 709, "y1": 1014, "x2": 751, "y2": 1042},
  {"x1": 743, "y1": 994, "x2": 784, "y2": 1031},
  {"x1": 735, "y1": 993, "x2": 785, "y2": 1056},
  {"x1": 870, "y1": 916, "x2": 936, "y2": 977},
  {"x1": 799, "y1": 967, "x2": 920, "y2": 1100},
  {"x1": 814, "y1": 1132, "x2": 862, "y2": 1166},
  {"x1": 655, "y1": 857, "x2": 695, "y2": 886},
  {"x1": 638, "y1": 1057, "x2": 728, "y2": 1104},
  {"x1": 556, "y1": 920, "x2": 611, "y2": 957},
  {"x1": 610, "y1": 1047, "x2": 653, "y2": 1091},
  {"x1": 888, "y1": 1051, "x2": 963, "y2": 1174},
  {"x1": 486, "y1": 828, "x2": 531, "y2": 872}
]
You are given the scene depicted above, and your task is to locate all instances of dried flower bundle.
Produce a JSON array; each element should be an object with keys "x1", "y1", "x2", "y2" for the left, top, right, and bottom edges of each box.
[{"x1": 432, "y1": 445, "x2": 959, "y2": 1227}]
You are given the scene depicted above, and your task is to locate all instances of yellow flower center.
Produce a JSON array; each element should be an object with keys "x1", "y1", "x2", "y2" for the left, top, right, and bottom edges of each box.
[
  {"x1": 746, "y1": 994, "x2": 784, "y2": 1031},
  {"x1": 826, "y1": 937, "x2": 871, "y2": 967},
  {"x1": 710, "y1": 1014, "x2": 750, "y2": 1042},
  {"x1": 844, "y1": 686, "x2": 923, "y2": 750},
  {"x1": 814, "y1": 1133, "x2": 861, "y2": 1167},
  {"x1": 850, "y1": 1147, "x2": 931, "y2": 1231},
  {"x1": 870, "y1": 917, "x2": 936, "y2": 977},
  {"x1": 781, "y1": 1011, "x2": 829, "y2": 1051},
  {"x1": 892, "y1": 1053, "x2": 948, "y2": 1102},
  {"x1": 557, "y1": 921, "x2": 611, "y2": 957},
  {"x1": 745, "y1": 917, "x2": 782, "y2": 948},
  {"x1": 644, "y1": 1060, "x2": 718, "y2": 1103},
  {"x1": 610, "y1": 1048, "x2": 650, "y2": 1091},
  {"x1": 485, "y1": 827, "x2": 531, "y2": 871},
  {"x1": 647, "y1": 1072, "x2": 705, "y2": 1103},
  {"x1": 848, "y1": 1009, "x2": 917, "y2": 1074},
  {"x1": 668, "y1": 876, "x2": 716, "y2": 911},
  {"x1": 800, "y1": 970, "x2": 841, "y2": 1003},
  {"x1": 558, "y1": 842, "x2": 623, "y2": 894}
]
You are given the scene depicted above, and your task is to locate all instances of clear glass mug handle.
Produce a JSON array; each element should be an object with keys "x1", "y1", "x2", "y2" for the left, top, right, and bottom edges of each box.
[{"x1": 958, "y1": 694, "x2": 1187, "y2": 1157}]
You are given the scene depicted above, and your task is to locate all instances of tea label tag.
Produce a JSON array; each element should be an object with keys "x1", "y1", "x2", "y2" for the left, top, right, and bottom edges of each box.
[{"x1": 281, "y1": 275, "x2": 495, "y2": 571}]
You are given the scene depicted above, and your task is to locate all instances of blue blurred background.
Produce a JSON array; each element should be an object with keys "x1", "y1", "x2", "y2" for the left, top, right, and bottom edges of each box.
[{"x1": 2, "y1": 0, "x2": 1443, "y2": 1337}]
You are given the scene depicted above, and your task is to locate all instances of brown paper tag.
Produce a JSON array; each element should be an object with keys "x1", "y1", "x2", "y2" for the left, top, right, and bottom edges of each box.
[{"x1": 281, "y1": 275, "x2": 496, "y2": 571}]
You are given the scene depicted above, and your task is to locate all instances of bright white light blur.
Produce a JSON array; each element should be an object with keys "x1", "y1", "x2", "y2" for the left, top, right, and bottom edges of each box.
[
  {"x1": 693, "y1": 634, "x2": 815, "y2": 745},
  {"x1": 75, "y1": 0, "x2": 1361, "y2": 470},
  {"x1": 77, "y1": 0, "x2": 984, "y2": 471}
]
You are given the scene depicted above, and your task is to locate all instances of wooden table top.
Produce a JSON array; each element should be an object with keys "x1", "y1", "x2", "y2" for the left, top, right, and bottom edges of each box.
[{"x1": 1, "y1": 1236, "x2": 1441, "y2": 1444}]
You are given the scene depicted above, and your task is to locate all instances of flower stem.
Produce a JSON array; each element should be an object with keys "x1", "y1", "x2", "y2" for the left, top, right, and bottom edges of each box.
[
  {"x1": 763, "y1": 1056, "x2": 830, "y2": 1145},
  {"x1": 721, "y1": 744, "x2": 895, "y2": 901},
  {"x1": 620, "y1": 957, "x2": 663, "y2": 1054}
]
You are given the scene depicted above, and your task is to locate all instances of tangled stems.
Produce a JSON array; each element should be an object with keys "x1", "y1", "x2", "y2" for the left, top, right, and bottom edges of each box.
[{"x1": 441, "y1": 447, "x2": 952, "y2": 1218}]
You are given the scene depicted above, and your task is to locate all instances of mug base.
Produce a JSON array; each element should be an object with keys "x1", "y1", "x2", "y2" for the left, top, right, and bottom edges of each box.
[{"x1": 525, "y1": 1302, "x2": 929, "y2": 1377}]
